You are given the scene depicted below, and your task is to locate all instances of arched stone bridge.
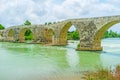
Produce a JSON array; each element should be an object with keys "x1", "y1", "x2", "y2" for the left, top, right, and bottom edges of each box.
[{"x1": 0, "y1": 15, "x2": 120, "y2": 51}]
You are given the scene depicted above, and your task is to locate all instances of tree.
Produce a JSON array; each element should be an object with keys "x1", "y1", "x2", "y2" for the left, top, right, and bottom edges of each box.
[
  {"x1": 67, "y1": 30, "x2": 80, "y2": 40},
  {"x1": 25, "y1": 30, "x2": 31, "y2": 36},
  {"x1": 45, "y1": 22, "x2": 47, "y2": 25},
  {"x1": 48, "y1": 22, "x2": 52, "y2": 25},
  {"x1": 0, "y1": 24, "x2": 5, "y2": 30},
  {"x1": 72, "y1": 31, "x2": 79, "y2": 40},
  {"x1": 24, "y1": 20, "x2": 31, "y2": 25},
  {"x1": 24, "y1": 29, "x2": 33, "y2": 40}
]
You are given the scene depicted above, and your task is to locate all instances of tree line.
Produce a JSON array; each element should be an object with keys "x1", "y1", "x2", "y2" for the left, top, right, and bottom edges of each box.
[
  {"x1": 67, "y1": 30, "x2": 120, "y2": 40},
  {"x1": 103, "y1": 30, "x2": 120, "y2": 38}
]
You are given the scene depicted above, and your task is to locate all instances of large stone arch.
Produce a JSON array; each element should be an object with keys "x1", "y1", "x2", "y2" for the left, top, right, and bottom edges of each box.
[
  {"x1": 58, "y1": 22, "x2": 80, "y2": 45},
  {"x1": 93, "y1": 20, "x2": 120, "y2": 50},
  {"x1": 19, "y1": 28, "x2": 35, "y2": 42},
  {"x1": 7, "y1": 29, "x2": 14, "y2": 41}
]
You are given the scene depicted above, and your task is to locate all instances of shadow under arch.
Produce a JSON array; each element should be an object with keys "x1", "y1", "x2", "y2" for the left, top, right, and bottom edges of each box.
[
  {"x1": 93, "y1": 20, "x2": 120, "y2": 50},
  {"x1": 19, "y1": 28, "x2": 35, "y2": 43},
  {"x1": 0, "y1": 32, "x2": 3, "y2": 41},
  {"x1": 47, "y1": 29, "x2": 54, "y2": 44},
  {"x1": 58, "y1": 21, "x2": 80, "y2": 46},
  {"x1": 8, "y1": 29, "x2": 14, "y2": 41}
]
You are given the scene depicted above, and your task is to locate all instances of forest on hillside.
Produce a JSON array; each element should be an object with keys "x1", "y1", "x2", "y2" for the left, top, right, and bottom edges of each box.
[{"x1": 67, "y1": 30, "x2": 120, "y2": 40}]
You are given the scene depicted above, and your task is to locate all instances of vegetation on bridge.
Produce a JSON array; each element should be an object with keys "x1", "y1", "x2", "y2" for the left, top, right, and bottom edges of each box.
[
  {"x1": 44, "y1": 22, "x2": 56, "y2": 25},
  {"x1": 24, "y1": 20, "x2": 31, "y2": 25}
]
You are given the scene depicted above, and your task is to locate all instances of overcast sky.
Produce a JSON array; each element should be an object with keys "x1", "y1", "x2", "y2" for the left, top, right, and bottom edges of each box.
[{"x1": 0, "y1": 0, "x2": 120, "y2": 32}]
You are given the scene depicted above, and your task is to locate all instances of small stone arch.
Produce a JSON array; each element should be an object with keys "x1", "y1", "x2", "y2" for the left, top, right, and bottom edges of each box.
[
  {"x1": 93, "y1": 20, "x2": 120, "y2": 50},
  {"x1": 47, "y1": 29, "x2": 54, "y2": 44},
  {"x1": 7, "y1": 29, "x2": 14, "y2": 41},
  {"x1": 19, "y1": 28, "x2": 35, "y2": 42}
]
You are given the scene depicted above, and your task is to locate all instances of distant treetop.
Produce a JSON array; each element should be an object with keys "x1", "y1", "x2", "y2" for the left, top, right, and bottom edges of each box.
[{"x1": 24, "y1": 20, "x2": 31, "y2": 25}]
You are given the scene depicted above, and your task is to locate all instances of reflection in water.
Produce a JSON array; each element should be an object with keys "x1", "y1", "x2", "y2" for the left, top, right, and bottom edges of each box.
[
  {"x1": 101, "y1": 38, "x2": 120, "y2": 70},
  {"x1": 77, "y1": 51, "x2": 102, "y2": 72},
  {"x1": 0, "y1": 39, "x2": 120, "y2": 80},
  {"x1": 102, "y1": 38, "x2": 120, "y2": 53},
  {"x1": 101, "y1": 53, "x2": 120, "y2": 70},
  {"x1": 66, "y1": 47, "x2": 79, "y2": 68}
]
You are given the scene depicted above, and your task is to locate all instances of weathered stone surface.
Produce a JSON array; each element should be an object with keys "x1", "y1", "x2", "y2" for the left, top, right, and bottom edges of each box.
[{"x1": 1, "y1": 15, "x2": 120, "y2": 51}]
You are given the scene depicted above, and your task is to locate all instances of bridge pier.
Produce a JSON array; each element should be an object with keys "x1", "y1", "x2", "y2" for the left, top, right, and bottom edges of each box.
[
  {"x1": 52, "y1": 38, "x2": 67, "y2": 46},
  {"x1": 76, "y1": 40, "x2": 103, "y2": 51},
  {"x1": 19, "y1": 37, "x2": 25, "y2": 43}
]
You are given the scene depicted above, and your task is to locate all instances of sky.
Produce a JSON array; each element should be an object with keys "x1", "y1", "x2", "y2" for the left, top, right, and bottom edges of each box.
[{"x1": 0, "y1": 0, "x2": 120, "y2": 32}]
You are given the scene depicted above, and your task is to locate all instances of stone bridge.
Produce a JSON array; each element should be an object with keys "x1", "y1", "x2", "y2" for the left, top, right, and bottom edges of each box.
[{"x1": 0, "y1": 15, "x2": 120, "y2": 51}]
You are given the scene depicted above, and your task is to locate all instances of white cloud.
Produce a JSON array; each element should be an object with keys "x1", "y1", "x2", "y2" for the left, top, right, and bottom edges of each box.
[{"x1": 0, "y1": 0, "x2": 120, "y2": 27}]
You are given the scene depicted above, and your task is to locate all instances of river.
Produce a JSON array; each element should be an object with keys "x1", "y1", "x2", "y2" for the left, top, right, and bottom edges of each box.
[{"x1": 0, "y1": 38, "x2": 120, "y2": 80}]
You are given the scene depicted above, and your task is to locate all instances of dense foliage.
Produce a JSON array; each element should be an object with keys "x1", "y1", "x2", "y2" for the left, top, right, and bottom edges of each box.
[
  {"x1": 0, "y1": 24, "x2": 5, "y2": 30},
  {"x1": 24, "y1": 30, "x2": 34, "y2": 40},
  {"x1": 103, "y1": 30, "x2": 120, "y2": 38},
  {"x1": 67, "y1": 30, "x2": 79, "y2": 40}
]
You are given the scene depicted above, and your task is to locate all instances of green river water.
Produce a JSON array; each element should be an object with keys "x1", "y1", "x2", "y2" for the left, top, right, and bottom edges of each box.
[{"x1": 0, "y1": 38, "x2": 120, "y2": 80}]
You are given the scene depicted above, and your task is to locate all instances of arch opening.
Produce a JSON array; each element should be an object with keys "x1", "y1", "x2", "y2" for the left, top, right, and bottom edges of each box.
[
  {"x1": 19, "y1": 28, "x2": 34, "y2": 43},
  {"x1": 8, "y1": 29, "x2": 14, "y2": 41},
  {"x1": 59, "y1": 22, "x2": 80, "y2": 48},
  {"x1": 94, "y1": 20, "x2": 120, "y2": 50}
]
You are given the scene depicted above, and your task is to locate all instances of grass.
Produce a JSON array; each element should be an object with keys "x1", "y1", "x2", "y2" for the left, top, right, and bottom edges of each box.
[{"x1": 82, "y1": 65, "x2": 120, "y2": 80}]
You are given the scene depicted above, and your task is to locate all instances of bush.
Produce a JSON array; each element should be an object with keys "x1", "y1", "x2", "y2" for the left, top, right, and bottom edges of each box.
[
  {"x1": 0, "y1": 24, "x2": 5, "y2": 30},
  {"x1": 82, "y1": 65, "x2": 120, "y2": 80},
  {"x1": 25, "y1": 35, "x2": 33, "y2": 40},
  {"x1": 77, "y1": 43, "x2": 80, "y2": 48}
]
